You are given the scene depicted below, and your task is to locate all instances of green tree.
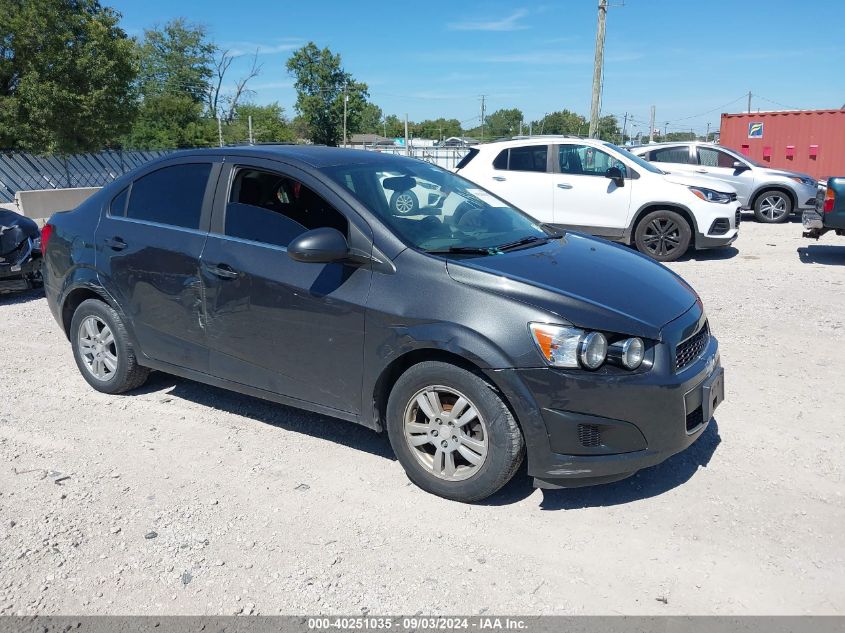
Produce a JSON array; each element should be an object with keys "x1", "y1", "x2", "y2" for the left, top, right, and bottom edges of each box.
[
  {"x1": 0, "y1": 0, "x2": 137, "y2": 153},
  {"x1": 415, "y1": 118, "x2": 462, "y2": 141},
  {"x1": 383, "y1": 114, "x2": 407, "y2": 138},
  {"x1": 224, "y1": 102, "x2": 294, "y2": 144},
  {"x1": 357, "y1": 102, "x2": 384, "y2": 135},
  {"x1": 286, "y1": 42, "x2": 370, "y2": 146},
  {"x1": 137, "y1": 18, "x2": 214, "y2": 103},
  {"x1": 484, "y1": 108, "x2": 523, "y2": 138},
  {"x1": 596, "y1": 114, "x2": 620, "y2": 141},
  {"x1": 531, "y1": 110, "x2": 587, "y2": 136},
  {"x1": 127, "y1": 18, "x2": 216, "y2": 149}
]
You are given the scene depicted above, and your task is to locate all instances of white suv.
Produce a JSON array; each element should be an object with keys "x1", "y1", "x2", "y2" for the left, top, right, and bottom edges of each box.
[
  {"x1": 455, "y1": 136, "x2": 741, "y2": 262},
  {"x1": 629, "y1": 142, "x2": 818, "y2": 223}
]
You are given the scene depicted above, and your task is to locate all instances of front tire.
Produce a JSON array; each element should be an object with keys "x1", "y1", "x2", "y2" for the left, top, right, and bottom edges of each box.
[
  {"x1": 753, "y1": 190, "x2": 792, "y2": 223},
  {"x1": 70, "y1": 298, "x2": 149, "y2": 394},
  {"x1": 634, "y1": 209, "x2": 692, "y2": 262},
  {"x1": 386, "y1": 361, "x2": 524, "y2": 502}
]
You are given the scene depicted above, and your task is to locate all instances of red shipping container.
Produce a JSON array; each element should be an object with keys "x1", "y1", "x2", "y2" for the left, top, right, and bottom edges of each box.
[{"x1": 719, "y1": 109, "x2": 845, "y2": 180}]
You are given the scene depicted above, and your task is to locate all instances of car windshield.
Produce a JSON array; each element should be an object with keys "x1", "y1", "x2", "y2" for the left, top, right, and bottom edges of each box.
[
  {"x1": 611, "y1": 143, "x2": 666, "y2": 174},
  {"x1": 322, "y1": 157, "x2": 552, "y2": 255}
]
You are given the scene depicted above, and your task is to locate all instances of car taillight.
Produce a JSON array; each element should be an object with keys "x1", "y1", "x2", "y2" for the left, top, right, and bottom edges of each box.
[
  {"x1": 40, "y1": 223, "x2": 54, "y2": 253},
  {"x1": 823, "y1": 188, "x2": 835, "y2": 213}
]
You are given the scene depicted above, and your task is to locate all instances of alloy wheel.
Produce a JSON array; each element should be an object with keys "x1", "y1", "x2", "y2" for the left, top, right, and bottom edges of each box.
[
  {"x1": 642, "y1": 217, "x2": 681, "y2": 257},
  {"x1": 394, "y1": 192, "x2": 416, "y2": 214},
  {"x1": 402, "y1": 385, "x2": 488, "y2": 481},
  {"x1": 78, "y1": 316, "x2": 118, "y2": 381},
  {"x1": 759, "y1": 194, "x2": 788, "y2": 221}
]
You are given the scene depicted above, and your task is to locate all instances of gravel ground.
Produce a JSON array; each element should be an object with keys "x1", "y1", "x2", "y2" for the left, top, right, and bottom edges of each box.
[{"x1": 1, "y1": 218, "x2": 843, "y2": 616}]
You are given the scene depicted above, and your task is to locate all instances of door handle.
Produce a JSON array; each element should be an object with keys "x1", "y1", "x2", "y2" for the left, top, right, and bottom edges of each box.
[
  {"x1": 556, "y1": 183, "x2": 573, "y2": 189},
  {"x1": 492, "y1": 176, "x2": 506, "y2": 182},
  {"x1": 104, "y1": 236, "x2": 127, "y2": 251},
  {"x1": 205, "y1": 263, "x2": 239, "y2": 280}
]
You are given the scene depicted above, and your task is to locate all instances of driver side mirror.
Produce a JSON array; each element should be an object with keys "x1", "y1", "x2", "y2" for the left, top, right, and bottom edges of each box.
[
  {"x1": 605, "y1": 166, "x2": 625, "y2": 186},
  {"x1": 732, "y1": 161, "x2": 749, "y2": 171},
  {"x1": 287, "y1": 227, "x2": 350, "y2": 264}
]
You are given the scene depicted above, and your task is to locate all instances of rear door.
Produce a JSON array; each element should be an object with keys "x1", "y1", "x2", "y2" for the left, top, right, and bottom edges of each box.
[
  {"x1": 95, "y1": 157, "x2": 221, "y2": 371},
  {"x1": 642, "y1": 145, "x2": 697, "y2": 176},
  {"x1": 200, "y1": 159, "x2": 372, "y2": 414},
  {"x1": 552, "y1": 143, "x2": 632, "y2": 234},
  {"x1": 695, "y1": 146, "x2": 756, "y2": 205},
  {"x1": 481, "y1": 145, "x2": 553, "y2": 222}
]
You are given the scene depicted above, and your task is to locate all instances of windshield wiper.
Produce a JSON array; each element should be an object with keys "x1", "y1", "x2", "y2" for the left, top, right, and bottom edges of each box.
[
  {"x1": 495, "y1": 234, "x2": 559, "y2": 252},
  {"x1": 427, "y1": 246, "x2": 496, "y2": 255}
]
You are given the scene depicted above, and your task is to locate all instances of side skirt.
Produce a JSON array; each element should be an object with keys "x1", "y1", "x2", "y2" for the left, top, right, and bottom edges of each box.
[{"x1": 139, "y1": 356, "x2": 364, "y2": 427}]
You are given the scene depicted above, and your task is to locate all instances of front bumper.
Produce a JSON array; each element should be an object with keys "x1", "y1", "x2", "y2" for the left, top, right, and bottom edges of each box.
[
  {"x1": 693, "y1": 203, "x2": 741, "y2": 250},
  {"x1": 795, "y1": 182, "x2": 820, "y2": 210},
  {"x1": 0, "y1": 252, "x2": 42, "y2": 291},
  {"x1": 493, "y1": 304, "x2": 723, "y2": 488}
]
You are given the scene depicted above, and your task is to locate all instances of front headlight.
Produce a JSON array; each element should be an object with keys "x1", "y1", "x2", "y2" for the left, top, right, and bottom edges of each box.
[
  {"x1": 608, "y1": 337, "x2": 645, "y2": 369},
  {"x1": 789, "y1": 176, "x2": 815, "y2": 187},
  {"x1": 529, "y1": 323, "x2": 607, "y2": 370},
  {"x1": 689, "y1": 186, "x2": 732, "y2": 204}
]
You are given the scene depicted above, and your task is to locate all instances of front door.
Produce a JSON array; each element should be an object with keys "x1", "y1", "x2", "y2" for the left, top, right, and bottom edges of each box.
[
  {"x1": 552, "y1": 144, "x2": 632, "y2": 234},
  {"x1": 200, "y1": 160, "x2": 372, "y2": 415},
  {"x1": 95, "y1": 159, "x2": 220, "y2": 371},
  {"x1": 695, "y1": 146, "x2": 756, "y2": 206}
]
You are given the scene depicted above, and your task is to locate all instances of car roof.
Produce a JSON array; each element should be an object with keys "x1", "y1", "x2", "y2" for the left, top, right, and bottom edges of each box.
[
  {"x1": 472, "y1": 136, "x2": 610, "y2": 151},
  {"x1": 159, "y1": 145, "x2": 417, "y2": 169}
]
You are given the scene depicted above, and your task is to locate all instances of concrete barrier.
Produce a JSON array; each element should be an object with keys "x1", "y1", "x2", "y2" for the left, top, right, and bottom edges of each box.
[{"x1": 15, "y1": 187, "x2": 101, "y2": 220}]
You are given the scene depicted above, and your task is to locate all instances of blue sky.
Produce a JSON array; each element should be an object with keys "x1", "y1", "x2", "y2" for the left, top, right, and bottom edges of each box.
[{"x1": 109, "y1": 0, "x2": 844, "y2": 134}]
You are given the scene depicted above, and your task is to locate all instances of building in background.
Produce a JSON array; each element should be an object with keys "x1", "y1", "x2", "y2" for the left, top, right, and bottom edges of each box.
[{"x1": 719, "y1": 109, "x2": 845, "y2": 180}]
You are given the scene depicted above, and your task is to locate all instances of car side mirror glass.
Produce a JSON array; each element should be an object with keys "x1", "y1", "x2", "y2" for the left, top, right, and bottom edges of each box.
[
  {"x1": 287, "y1": 227, "x2": 350, "y2": 264},
  {"x1": 605, "y1": 166, "x2": 625, "y2": 186}
]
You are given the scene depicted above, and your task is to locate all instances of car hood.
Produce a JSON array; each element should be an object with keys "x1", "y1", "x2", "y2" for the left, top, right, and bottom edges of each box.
[
  {"x1": 445, "y1": 233, "x2": 698, "y2": 340},
  {"x1": 660, "y1": 171, "x2": 738, "y2": 193},
  {"x1": 764, "y1": 168, "x2": 814, "y2": 182}
]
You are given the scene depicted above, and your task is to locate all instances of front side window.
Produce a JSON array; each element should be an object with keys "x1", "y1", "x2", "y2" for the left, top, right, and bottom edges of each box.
[
  {"x1": 651, "y1": 146, "x2": 693, "y2": 164},
  {"x1": 559, "y1": 144, "x2": 626, "y2": 176},
  {"x1": 698, "y1": 148, "x2": 737, "y2": 168},
  {"x1": 225, "y1": 168, "x2": 348, "y2": 248},
  {"x1": 323, "y1": 157, "x2": 550, "y2": 255},
  {"x1": 493, "y1": 145, "x2": 548, "y2": 172},
  {"x1": 126, "y1": 163, "x2": 211, "y2": 229}
]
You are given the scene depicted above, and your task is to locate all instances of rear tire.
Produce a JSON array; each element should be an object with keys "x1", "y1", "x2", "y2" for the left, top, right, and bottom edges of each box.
[
  {"x1": 70, "y1": 298, "x2": 149, "y2": 394},
  {"x1": 386, "y1": 361, "x2": 524, "y2": 502},
  {"x1": 753, "y1": 190, "x2": 792, "y2": 223},
  {"x1": 633, "y1": 209, "x2": 692, "y2": 262}
]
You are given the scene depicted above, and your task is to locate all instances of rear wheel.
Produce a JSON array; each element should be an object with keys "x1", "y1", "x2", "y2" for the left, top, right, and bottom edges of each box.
[
  {"x1": 634, "y1": 209, "x2": 692, "y2": 262},
  {"x1": 753, "y1": 190, "x2": 792, "y2": 223},
  {"x1": 386, "y1": 361, "x2": 524, "y2": 502},
  {"x1": 70, "y1": 299, "x2": 149, "y2": 394}
]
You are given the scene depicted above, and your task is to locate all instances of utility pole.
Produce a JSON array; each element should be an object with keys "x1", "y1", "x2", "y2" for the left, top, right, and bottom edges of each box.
[
  {"x1": 706, "y1": 122, "x2": 711, "y2": 142},
  {"x1": 747, "y1": 91, "x2": 752, "y2": 114},
  {"x1": 248, "y1": 115, "x2": 254, "y2": 145},
  {"x1": 664, "y1": 121, "x2": 669, "y2": 137},
  {"x1": 621, "y1": 112, "x2": 628, "y2": 144},
  {"x1": 217, "y1": 116, "x2": 223, "y2": 147},
  {"x1": 342, "y1": 84, "x2": 348, "y2": 147},
  {"x1": 529, "y1": 121, "x2": 533, "y2": 136},
  {"x1": 479, "y1": 95, "x2": 487, "y2": 142},
  {"x1": 519, "y1": 120, "x2": 523, "y2": 136},
  {"x1": 404, "y1": 113, "x2": 409, "y2": 156},
  {"x1": 383, "y1": 116, "x2": 387, "y2": 139},
  {"x1": 648, "y1": 105, "x2": 655, "y2": 143},
  {"x1": 588, "y1": 0, "x2": 608, "y2": 138}
]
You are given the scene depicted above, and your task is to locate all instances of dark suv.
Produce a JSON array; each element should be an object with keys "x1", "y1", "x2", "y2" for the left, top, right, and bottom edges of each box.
[{"x1": 42, "y1": 146, "x2": 724, "y2": 502}]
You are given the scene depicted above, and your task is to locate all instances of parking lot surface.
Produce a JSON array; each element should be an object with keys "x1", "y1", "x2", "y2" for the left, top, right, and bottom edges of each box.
[{"x1": 1, "y1": 219, "x2": 843, "y2": 615}]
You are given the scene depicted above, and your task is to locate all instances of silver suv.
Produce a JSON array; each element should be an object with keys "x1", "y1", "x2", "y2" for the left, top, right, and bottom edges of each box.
[{"x1": 630, "y1": 142, "x2": 818, "y2": 223}]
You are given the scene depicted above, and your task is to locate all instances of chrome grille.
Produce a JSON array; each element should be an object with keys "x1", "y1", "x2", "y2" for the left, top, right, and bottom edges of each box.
[{"x1": 675, "y1": 322, "x2": 709, "y2": 371}]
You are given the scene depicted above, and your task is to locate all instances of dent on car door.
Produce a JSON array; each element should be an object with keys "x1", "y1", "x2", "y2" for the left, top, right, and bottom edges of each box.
[
  {"x1": 95, "y1": 159, "x2": 221, "y2": 371},
  {"x1": 200, "y1": 161, "x2": 373, "y2": 414}
]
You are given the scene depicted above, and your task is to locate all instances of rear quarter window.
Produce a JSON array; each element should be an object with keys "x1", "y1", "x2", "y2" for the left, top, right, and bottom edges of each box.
[{"x1": 126, "y1": 163, "x2": 211, "y2": 229}]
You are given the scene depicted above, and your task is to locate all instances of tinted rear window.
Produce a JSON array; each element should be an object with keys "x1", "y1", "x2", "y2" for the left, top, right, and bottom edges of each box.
[
  {"x1": 110, "y1": 187, "x2": 128, "y2": 217},
  {"x1": 126, "y1": 163, "x2": 211, "y2": 229}
]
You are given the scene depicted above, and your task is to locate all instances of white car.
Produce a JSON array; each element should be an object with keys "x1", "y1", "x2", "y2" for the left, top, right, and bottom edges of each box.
[
  {"x1": 455, "y1": 136, "x2": 741, "y2": 261},
  {"x1": 628, "y1": 142, "x2": 818, "y2": 224},
  {"x1": 379, "y1": 173, "x2": 445, "y2": 214}
]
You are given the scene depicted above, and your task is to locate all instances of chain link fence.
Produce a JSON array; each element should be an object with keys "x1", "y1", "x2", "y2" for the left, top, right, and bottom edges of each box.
[{"x1": 0, "y1": 150, "x2": 173, "y2": 203}]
